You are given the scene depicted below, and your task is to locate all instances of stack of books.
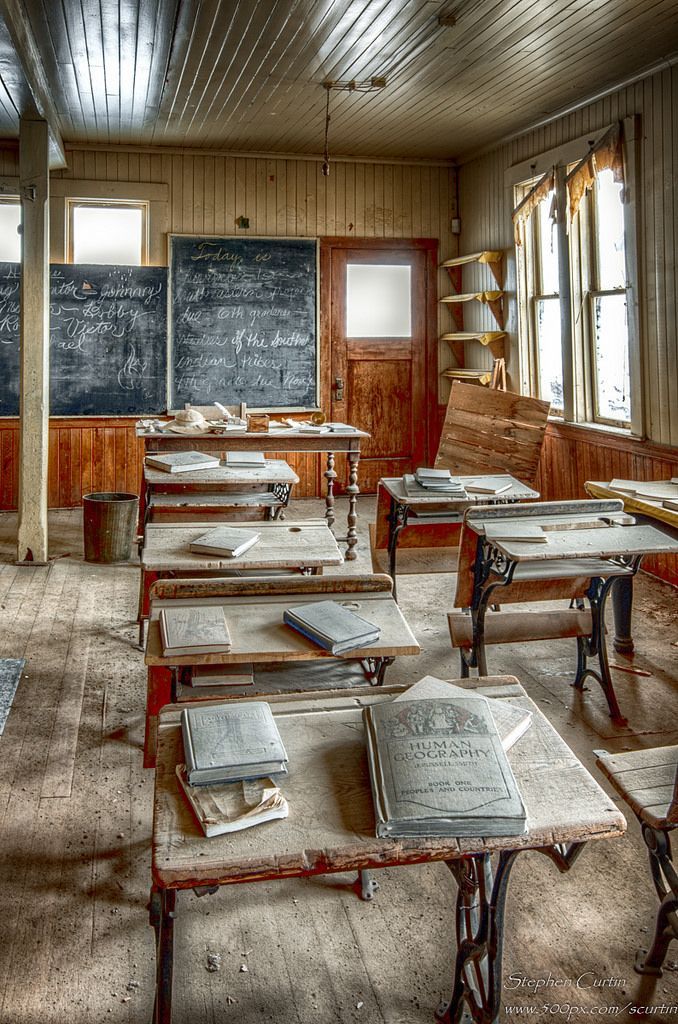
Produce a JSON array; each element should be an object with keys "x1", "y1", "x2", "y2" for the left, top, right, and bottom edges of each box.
[
  {"x1": 159, "y1": 605, "x2": 232, "y2": 657},
  {"x1": 178, "y1": 701, "x2": 289, "y2": 836},
  {"x1": 188, "y1": 526, "x2": 261, "y2": 557},
  {"x1": 145, "y1": 451, "x2": 220, "y2": 473},
  {"x1": 224, "y1": 451, "x2": 266, "y2": 468},
  {"x1": 283, "y1": 600, "x2": 381, "y2": 654},
  {"x1": 363, "y1": 681, "x2": 528, "y2": 839},
  {"x1": 410, "y1": 467, "x2": 467, "y2": 497}
]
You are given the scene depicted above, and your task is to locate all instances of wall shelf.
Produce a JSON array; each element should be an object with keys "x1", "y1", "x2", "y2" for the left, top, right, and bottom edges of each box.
[{"x1": 438, "y1": 250, "x2": 506, "y2": 389}]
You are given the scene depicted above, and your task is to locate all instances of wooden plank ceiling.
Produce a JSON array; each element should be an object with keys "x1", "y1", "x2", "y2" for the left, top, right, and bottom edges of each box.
[{"x1": 0, "y1": 0, "x2": 678, "y2": 160}]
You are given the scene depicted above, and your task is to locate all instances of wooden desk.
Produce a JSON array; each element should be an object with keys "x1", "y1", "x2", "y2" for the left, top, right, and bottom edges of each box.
[
  {"x1": 143, "y1": 574, "x2": 420, "y2": 766},
  {"x1": 462, "y1": 501, "x2": 678, "y2": 720},
  {"x1": 137, "y1": 425, "x2": 370, "y2": 559},
  {"x1": 150, "y1": 680, "x2": 626, "y2": 1024},
  {"x1": 137, "y1": 519, "x2": 344, "y2": 646},
  {"x1": 141, "y1": 458, "x2": 299, "y2": 528},
  {"x1": 378, "y1": 474, "x2": 539, "y2": 600},
  {"x1": 585, "y1": 479, "x2": 678, "y2": 651}
]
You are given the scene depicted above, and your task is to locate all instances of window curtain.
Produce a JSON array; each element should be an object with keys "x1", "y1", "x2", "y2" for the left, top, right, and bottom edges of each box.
[
  {"x1": 511, "y1": 167, "x2": 555, "y2": 245},
  {"x1": 565, "y1": 122, "x2": 624, "y2": 221}
]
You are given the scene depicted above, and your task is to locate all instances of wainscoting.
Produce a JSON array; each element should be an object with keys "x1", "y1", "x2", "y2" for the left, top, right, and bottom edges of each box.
[{"x1": 1, "y1": 416, "x2": 676, "y2": 584}]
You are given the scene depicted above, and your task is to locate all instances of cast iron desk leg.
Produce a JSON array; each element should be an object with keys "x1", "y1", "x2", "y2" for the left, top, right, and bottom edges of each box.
[{"x1": 151, "y1": 886, "x2": 176, "y2": 1024}]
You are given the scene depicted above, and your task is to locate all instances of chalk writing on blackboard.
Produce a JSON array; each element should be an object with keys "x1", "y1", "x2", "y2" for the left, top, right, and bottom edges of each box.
[
  {"x1": 170, "y1": 236, "x2": 318, "y2": 411},
  {"x1": 0, "y1": 262, "x2": 168, "y2": 417}
]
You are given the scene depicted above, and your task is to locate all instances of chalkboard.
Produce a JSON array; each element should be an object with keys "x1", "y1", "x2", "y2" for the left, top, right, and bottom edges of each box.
[
  {"x1": 169, "y1": 235, "x2": 318, "y2": 410},
  {"x1": 0, "y1": 263, "x2": 21, "y2": 416},
  {"x1": 49, "y1": 264, "x2": 167, "y2": 415},
  {"x1": 0, "y1": 262, "x2": 167, "y2": 416}
]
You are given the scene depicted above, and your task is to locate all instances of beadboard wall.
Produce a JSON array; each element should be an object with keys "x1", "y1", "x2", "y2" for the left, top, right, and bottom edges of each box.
[{"x1": 0, "y1": 147, "x2": 456, "y2": 508}]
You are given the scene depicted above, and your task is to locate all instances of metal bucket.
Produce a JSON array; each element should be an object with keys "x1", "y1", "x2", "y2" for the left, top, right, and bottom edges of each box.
[{"x1": 82, "y1": 492, "x2": 139, "y2": 563}]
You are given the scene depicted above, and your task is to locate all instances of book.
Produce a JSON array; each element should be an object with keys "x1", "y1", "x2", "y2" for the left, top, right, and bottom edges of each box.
[
  {"x1": 176, "y1": 765, "x2": 288, "y2": 836},
  {"x1": 483, "y1": 521, "x2": 547, "y2": 543},
  {"x1": 188, "y1": 526, "x2": 261, "y2": 557},
  {"x1": 402, "y1": 474, "x2": 467, "y2": 499},
  {"x1": 224, "y1": 451, "x2": 266, "y2": 468},
  {"x1": 159, "y1": 605, "x2": 231, "y2": 657},
  {"x1": 325, "y1": 423, "x2": 357, "y2": 432},
  {"x1": 283, "y1": 599, "x2": 381, "y2": 654},
  {"x1": 181, "y1": 701, "x2": 288, "y2": 785},
  {"x1": 413, "y1": 468, "x2": 467, "y2": 495},
  {"x1": 363, "y1": 696, "x2": 527, "y2": 838},
  {"x1": 633, "y1": 483, "x2": 678, "y2": 501},
  {"x1": 145, "y1": 450, "x2": 220, "y2": 473},
  {"x1": 189, "y1": 663, "x2": 255, "y2": 687},
  {"x1": 394, "y1": 676, "x2": 533, "y2": 752},
  {"x1": 463, "y1": 476, "x2": 513, "y2": 495},
  {"x1": 663, "y1": 499, "x2": 678, "y2": 512}
]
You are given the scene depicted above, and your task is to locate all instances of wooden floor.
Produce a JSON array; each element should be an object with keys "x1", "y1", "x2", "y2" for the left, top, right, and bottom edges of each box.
[{"x1": 0, "y1": 499, "x2": 676, "y2": 1024}]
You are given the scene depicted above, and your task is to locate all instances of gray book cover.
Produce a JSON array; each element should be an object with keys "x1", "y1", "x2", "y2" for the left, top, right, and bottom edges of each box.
[
  {"x1": 189, "y1": 526, "x2": 261, "y2": 556},
  {"x1": 283, "y1": 600, "x2": 380, "y2": 654},
  {"x1": 160, "y1": 604, "x2": 231, "y2": 655},
  {"x1": 182, "y1": 701, "x2": 288, "y2": 785},
  {"x1": 146, "y1": 450, "x2": 220, "y2": 472},
  {"x1": 364, "y1": 697, "x2": 526, "y2": 838}
]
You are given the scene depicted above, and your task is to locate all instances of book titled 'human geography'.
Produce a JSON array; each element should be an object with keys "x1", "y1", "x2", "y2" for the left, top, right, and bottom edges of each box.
[{"x1": 363, "y1": 695, "x2": 527, "y2": 839}]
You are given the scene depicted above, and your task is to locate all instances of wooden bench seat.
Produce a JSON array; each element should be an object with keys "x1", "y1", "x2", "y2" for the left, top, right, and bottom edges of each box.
[
  {"x1": 596, "y1": 745, "x2": 678, "y2": 975},
  {"x1": 448, "y1": 607, "x2": 593, "y2": 648}
]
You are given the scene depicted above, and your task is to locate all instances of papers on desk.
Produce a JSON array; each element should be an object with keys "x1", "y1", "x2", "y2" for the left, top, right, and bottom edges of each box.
[
  {"x1": 483, "y1": 522, "x2": 548, "y2": 544},
  {"x1": 413, "y1": 468, "x2": 467, "y2": 497},
  {"x1": 464, "y1": 476, "x2": 513, "y2": 495},
  {"x1": 610, "y1": 478, "x2": 678, "y2": 501},
  {"x1": 176, "y1": 766, "x2": 288, "y2": 836}
]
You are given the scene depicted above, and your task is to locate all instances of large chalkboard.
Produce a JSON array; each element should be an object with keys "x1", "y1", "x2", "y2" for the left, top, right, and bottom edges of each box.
[
  {"x1": 0, "y1": 262, "x2": 167, "y2": 416},
  {"x1": 169, "y1": 236, "x2": 318, "y2": 410}
]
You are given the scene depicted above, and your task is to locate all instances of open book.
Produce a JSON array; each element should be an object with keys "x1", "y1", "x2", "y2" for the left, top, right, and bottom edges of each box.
[
  {"x1": 394, "y1": 676, "x2": 532, "y2": 751},
  {"x1": 176, "y1": 765, "x2": 288, "y2": 836}
]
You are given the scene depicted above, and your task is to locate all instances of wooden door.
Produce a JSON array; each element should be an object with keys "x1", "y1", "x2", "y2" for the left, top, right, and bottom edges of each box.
[{"x1": 323, "y1": 240, "x2": 437, "y2": 493}]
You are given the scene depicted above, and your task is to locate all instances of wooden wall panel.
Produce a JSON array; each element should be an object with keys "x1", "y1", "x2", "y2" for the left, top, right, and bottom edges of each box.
[
  {"x1": 458, "y1": 63, "x2": 678, "y2": 448},
  {"x1": 0, "y1": 148, "x2": 456, "y2": 511}
]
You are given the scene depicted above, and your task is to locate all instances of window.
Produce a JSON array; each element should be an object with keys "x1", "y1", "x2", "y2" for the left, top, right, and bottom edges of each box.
[
  {"x1": 514, "y1": 122, "x2": 639, "y2": 431},
  {"x1": 346, "y1": 264, "x2": 412, "y2": 337},
  {"x1": 67, "y1": 200, "x2": 148, "y2": 265},
  {"x1": 0, "y1": 199, "x2": 21, "y2": 261}
]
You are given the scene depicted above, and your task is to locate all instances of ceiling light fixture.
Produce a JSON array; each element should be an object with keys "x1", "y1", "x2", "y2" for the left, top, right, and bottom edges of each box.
[{"x1": 321, "y1": 78, "x2": 387, "y2": 177}]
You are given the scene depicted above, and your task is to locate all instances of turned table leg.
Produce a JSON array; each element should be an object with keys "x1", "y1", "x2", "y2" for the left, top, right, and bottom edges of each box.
[
  {"x1": 324, "y1": 451, "x2": 336, "y2": 531},
  {"x1": 346, "y1": 450, "x2": 360, "y2": 561}
]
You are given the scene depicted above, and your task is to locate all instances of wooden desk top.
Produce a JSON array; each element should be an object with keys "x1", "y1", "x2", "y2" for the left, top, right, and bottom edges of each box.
[
  {"x1": 144, "y1": 459, "x2": 299, "y2": 486},
  {"x1": 586, "y1": 480, "x2": 678, "y2": 531},
  {"x1": 137, "y1": 426, "x2": 370, "y2": 453},
  {"x1": 141, "y1": 520, "x2": 343, "y2": 571},
  {"x1": 380, "y1": 474, "x2": 538, "y2": 506},
  {"x1": 467, "y1": 519, "x2": 678, "y2": 563},
  {"x1": 145, "y1": 588, "x2": 420, "y2": 666},
  {"x1": 152, "y1": 681, "x2": 626, "y2": 888}
]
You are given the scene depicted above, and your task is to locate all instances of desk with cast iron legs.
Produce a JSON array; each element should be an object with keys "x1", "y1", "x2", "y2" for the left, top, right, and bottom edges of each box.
[{"x1": 150, "y1": 679, "x2": 626, "y2": 1024}]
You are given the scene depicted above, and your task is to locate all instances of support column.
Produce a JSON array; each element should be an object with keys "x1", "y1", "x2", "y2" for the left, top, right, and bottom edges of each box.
[{"x1": 17, "y1": 117, "x2": 49, "y2": 565}]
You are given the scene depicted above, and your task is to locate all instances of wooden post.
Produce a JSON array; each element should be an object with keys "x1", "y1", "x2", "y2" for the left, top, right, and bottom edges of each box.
[{"x1": 17, "y1": 116, "x2": 49, "y2": 565}]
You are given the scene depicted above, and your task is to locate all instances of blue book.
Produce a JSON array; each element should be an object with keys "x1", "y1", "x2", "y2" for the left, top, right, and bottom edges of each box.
[{"x1": 283, "y1": 600, "x2": 380, "y2": 655}]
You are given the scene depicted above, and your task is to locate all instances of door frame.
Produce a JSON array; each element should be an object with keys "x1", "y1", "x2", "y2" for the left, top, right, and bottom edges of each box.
[{"x1": 319, "y1": 236, "x2": 439, "y2": 478}]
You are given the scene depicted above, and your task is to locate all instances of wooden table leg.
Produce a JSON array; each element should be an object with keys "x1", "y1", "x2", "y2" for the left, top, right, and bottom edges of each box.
[
  {"x1": 145, "y1": 667, "x2": 173, "y2": 768},
  {"x1": 324, "y1": 451, "x2": 336, "y2": 531},
  {"x1": 346, "y1": 450, "x2": 360, "y2": 560}
]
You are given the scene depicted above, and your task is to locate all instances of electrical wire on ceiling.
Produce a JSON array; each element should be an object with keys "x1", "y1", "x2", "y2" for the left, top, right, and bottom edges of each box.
[{"x1": 319, "y1": 6, "x2": 458, "y2": 175}]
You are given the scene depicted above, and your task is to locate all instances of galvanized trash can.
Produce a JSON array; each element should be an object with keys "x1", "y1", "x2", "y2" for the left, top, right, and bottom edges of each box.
[{"x1": 83, "y1": 492, "x2": 139, "y2": 563}]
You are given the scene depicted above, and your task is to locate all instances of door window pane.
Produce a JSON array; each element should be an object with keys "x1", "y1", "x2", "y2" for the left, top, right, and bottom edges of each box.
[
  {"x1": 70, "y1": 204, "x2": 145, "y2": 264},
  {"x1": 593, "y1": 293, "x2": 630, "y2": 423},
  {"x1": 535, "y1": 297, "x2": 563, "y2": 410},
  {"x1": 346, "y1": 264, "x2": 411, "y2": 337},
  {"x1": 0, "y1": 202, "x2": 21, "y2": 261}
]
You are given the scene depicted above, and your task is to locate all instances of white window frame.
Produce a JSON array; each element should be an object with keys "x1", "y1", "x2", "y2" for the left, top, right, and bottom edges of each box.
[
  {"x1": 508, "y1": 117, "x2": 643, "y2": 436},
  {"x1": 66, "y1": 198, "x2": 149, "y2": 265},
  {"x1": 0, "y1": 193, "x2": 21, "y2": 262}
]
